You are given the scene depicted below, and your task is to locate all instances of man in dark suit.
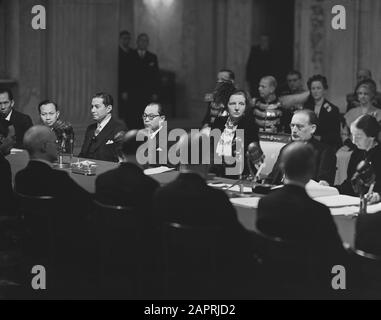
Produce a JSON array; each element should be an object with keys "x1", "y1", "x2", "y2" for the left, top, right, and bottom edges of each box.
[
  {"x1": 15, "y1": 126, "x2": 95, "y2": 298},
  {"x1": 246, "y1": 35, "x2": 276, "y2": 98},
  {"x1": 15, "y1": 126, "x2": 92, "y2": 205},
  {"x1": 128, "y1": 33, "x2": 160, "y2": 129},
  {"x1": 0, "y1": 120, "x2": 16, "y2": 216},
  {"x1": 141, "y1": 102, "x2": 171, "y2": 167},
  {"x1": 266, "y1": 109, "x2": 337, "y2": 185},
  {"x1": 153, "y1": 132, "x2": 255, "y2": 299},
  {"x1": 153, "y1": 133, "x2": 244, "y2": 228},
  {"x1": 79, "y1": 93, "x2": 126, "y2": 162},
  {"x1": 96, "y1": 130, "x2": 159, "y2": 208},
  {"x1": 355, "y1": 212, "x2": 381, "y2": 256},
  {"x1": 0, "y1": 89, "x2": 33, "y2": 149},
  {"x1": 257, "y1": 142, "x2": 348, "y2": 297}
]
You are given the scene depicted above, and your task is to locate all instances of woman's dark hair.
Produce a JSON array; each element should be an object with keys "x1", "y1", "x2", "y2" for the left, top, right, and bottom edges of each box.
[
  {"x1": 228, "y1": 89, "x2": 250, "y2": 107},
  {"x1": 213, "y1": 81, "x2": 236, "y2": 107},
  {"x1": 354, "y1": 114, "x2": 380, "y2": 138},
  {"x1": 307, "y1": 74, "x2": 329, "y2": 90},
  {"x1": 226, "y1": 89, "x2": 251, "y2": 119}
]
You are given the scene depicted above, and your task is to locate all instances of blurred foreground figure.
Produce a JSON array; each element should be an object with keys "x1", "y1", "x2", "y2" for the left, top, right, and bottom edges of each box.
[
  {"x1": 0, "y1": 120, "x2": 16, "y2": 216},
  {"x1": 257, "y1": 142, "x2": 348, "y2": 298}
]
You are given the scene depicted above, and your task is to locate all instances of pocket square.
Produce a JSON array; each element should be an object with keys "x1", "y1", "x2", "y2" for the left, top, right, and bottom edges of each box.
[{"x1": 106, "y1": 140, "x2": 114, "y2": 145}]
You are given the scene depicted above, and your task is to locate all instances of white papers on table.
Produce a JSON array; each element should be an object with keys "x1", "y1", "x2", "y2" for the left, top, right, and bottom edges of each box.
[
  {"x1": 315, "y1": 195, "x2": 360, "y2": 208},
  {"x1": 208, "y1": 183, "x2": 252, "y2": 193},
  {"x1": 230, "y1": 197, "x2": 261, "y2": 209},
  {"x1": 366, "y1": 203, "x2": 381, "y2": 214},
  {"x1": 306, "y1": 180, "x2": 339, "y2": 198},
  {"x1": 10, "y1": 148, "x2": 24, "y2": 154},
  {"x1": 144, "y1": 166, "x2": 174, "y2": 175},
  {"x1": 229, "y1": 185, "x2": 254, "y2": 193},
  {"x1": 208, "y1": 183, "x2": 230, "y2": 188},
  {"x1": 330, "y1": 207, "x2": 359, "y2": 216},
  {"x1": 330, "y1": 202, "x2": 381, "y2": 216}
]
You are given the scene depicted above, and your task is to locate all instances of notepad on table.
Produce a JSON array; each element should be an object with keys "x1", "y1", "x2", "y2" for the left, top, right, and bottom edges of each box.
[
  {"x1": 144, "y1": 166, "x2": 174, "y2": 175},
  {"x1": 230, "y1": 197, "x2": 261, "y2": 209},
  {"x1": 306, "y1": 180, "x2": 339, "y2": 198},
  {"x1": 315, "y1": 195, "x2": 360, "y2": 208}
]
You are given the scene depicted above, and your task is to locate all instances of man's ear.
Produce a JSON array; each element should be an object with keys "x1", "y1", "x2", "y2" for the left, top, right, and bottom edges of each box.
[
  {"x1": 310, "y1": 124, "x2": 317, "y2": 135},
  {"x1": 41, "y1": 142, "x2": 48, "y2": 153},
  {"x1": 107, "y1": 105, "x2": 113, "y2": 114},
  {"x1": 10, "y1": 100, "x2": 15, "y2": 108},
  {"x1": 56, "y1": 111, "x2": 61, "y2": 119}
]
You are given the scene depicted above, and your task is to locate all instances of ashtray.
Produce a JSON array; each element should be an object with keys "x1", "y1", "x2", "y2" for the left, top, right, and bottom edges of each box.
[
  {"x1": 71, "y1": 160, "x2": 97, "y2": 176},
  {"x1": 252, "y1": 184, "x2": 276, "y2": 195}
]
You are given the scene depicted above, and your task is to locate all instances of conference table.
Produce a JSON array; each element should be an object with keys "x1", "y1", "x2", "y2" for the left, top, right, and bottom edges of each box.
[{"x1": 7, "y1": 150, "x2": 356, "y2": 246}]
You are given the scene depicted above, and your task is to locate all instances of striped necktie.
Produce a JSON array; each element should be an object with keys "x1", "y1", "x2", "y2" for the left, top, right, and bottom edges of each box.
[{"x1": 94, "y1": 125, "x2": 102, "y2": 137}]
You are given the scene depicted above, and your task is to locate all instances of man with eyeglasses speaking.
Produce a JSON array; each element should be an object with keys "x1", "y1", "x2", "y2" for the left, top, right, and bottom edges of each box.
[{"x1": 265, "y1": 109, "x2": 336, "y2": 186}]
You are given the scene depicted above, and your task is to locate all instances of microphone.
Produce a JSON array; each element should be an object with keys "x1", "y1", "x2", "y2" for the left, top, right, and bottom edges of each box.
[
  {"x1": 247, "y1": 142, "x2": 265, "y2": 182},
  {"x1": 351, "y1": 160, "x2": 376, "y2": 215}
]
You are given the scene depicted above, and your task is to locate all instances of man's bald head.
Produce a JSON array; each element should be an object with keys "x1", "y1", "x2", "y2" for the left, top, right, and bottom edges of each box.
[
  {"x1": 280, "y1": 141, "x2": 316, "y2": 184},
  {"x1": 23, "y1": 125, "x2": 58, "y2": 162},
  {"x1": 259, "y1": 76, "x2": 277, "y2": 100}
]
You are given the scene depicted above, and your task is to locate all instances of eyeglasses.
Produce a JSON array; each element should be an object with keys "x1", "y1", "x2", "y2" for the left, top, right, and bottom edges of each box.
[{"x1": 142, "y1": 113, "x2": 160, "y2": 121}]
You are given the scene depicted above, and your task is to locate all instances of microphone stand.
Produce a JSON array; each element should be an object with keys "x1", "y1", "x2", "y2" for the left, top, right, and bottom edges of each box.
[{"x1": 359, "y1": 192, "x2": 368, "y2": 215}]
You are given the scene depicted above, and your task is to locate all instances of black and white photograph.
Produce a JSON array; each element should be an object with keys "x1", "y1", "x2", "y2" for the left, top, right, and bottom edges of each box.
[{"x1": 1, "y1": 0, "x2": 381, "y2": 303}]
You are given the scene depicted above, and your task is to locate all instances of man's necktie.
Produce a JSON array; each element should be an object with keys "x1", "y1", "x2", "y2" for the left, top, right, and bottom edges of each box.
[{"x1": 94, "y1": 125, "x2": 101, "y2": 137}]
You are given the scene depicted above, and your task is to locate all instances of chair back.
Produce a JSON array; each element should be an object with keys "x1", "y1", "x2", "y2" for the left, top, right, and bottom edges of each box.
[
  {"x1": 94, "y1": 201, "x2": 149, "y2": 299},
  {"x1": 162, "y1": 222, "x2": 226, "y2": 299},
  {"x1": 16, "y1": 193, "x2": 56, "y2": 263},
  {"x1": 348, "y1": 247, "x2": 381, "y2": 299},
  {"x1": 251, "y1": 228, "x2": 331, "y2": 298}
]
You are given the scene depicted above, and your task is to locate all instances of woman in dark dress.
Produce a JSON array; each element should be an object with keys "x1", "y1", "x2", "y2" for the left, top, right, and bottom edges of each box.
[
  {"x1": 211, "y1": 89, "x2": 260, "y2": 178},
  {"x1": 338, "y1": 115, "x2": 381, "y2": 203},
  {"x1": 304, "y1": 75, "x2": 341, "y2": 150}
]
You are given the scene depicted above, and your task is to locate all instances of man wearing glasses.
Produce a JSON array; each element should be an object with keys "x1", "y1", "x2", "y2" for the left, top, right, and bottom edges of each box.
[
  {"x1": 142, "y1": 103, "x2": 171, "y2": 167},
  {"x1": 142, "y1": 103, "x2": 166, "y2": 138},
  {"x1": 265, "y1": 109, "x2": 336, "y2": 186},
  {"x1": 0, "y1": 89, "x2": 33, "y2": 149}
]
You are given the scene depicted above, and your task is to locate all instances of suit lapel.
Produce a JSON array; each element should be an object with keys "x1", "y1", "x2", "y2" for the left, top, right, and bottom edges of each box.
[
  {"x1": 91, "y1": 119, "x2": 115, "y2": 152},
  {"x1": 9, "y1": 110, "x2": 17, "y2": 124}
]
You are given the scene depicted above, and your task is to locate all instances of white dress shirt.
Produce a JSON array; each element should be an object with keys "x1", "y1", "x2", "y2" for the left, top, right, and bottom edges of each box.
[
  {"x1": 5, "y1": 109, "x2": 13, "y2": 121},
  {"x1": 95, "y1": 114, "x2": 112, "y2": 136}
]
